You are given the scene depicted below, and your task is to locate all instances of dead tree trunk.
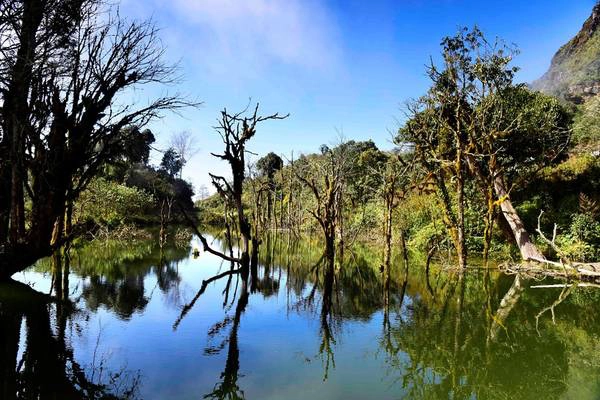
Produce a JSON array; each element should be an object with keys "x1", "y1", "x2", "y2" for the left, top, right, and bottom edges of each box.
[
  {"x1": 294, "y1": 157, "x2": 342, "y2": 270},
  {"x1": 454, "y1": 115, "x2": 467, "y2": 269},
  {"x1": 382, "y1": 189, "x2": 394, "y2": 294},
  {"x1": 159, "y1": 197, "x2": 174, "y2": 249},
  {"x1": 493, "y1": 175, "x2": 544, "y2": 261}
]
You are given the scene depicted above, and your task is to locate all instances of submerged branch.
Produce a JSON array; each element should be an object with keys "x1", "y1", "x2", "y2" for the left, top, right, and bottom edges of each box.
[{"x1": 178, "y1": 206, "x2": 241, "y2": 264}]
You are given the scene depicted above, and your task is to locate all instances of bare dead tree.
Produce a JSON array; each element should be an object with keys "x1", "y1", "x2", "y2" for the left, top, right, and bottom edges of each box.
[
  {"x1": 293, "y1": 141, "x2": 352, "y2": 266},
  {"x1": 209, "y1": 103, "x2": 288, "y2": 269},
  {"x1": 247, "y1": 162, "x2": 269, "y2": 244},
  {"x1": 375, "y1": 152, "x2": 412, "y2": 294},
  {"x1": 170, "y1": 130, "x2": 200, "y2": 178},
  {"x1": 159, "y1": 197, "x2": 174, "y2": 249}
]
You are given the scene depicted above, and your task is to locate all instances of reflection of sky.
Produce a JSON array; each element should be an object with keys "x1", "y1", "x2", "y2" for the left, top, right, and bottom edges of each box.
[
  {"x1": 13, "y1": 233, "x2": 600, "y2": 399},
  {"x1": 14, "y1": 238, "x2": 410, "y2": 399}
]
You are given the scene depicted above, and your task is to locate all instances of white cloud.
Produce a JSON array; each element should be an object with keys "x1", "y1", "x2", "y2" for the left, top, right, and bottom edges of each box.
[
  {"x1": 155, "y1": 0, "x2": 341, "y2": 75},
  {"x1": 118, "y1": 0, "x2": 343, "y2": 192}
]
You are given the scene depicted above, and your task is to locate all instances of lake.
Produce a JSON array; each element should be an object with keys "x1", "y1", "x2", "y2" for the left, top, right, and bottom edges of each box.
[{"x1": 2, "y1": 232, "x2": 600, "y2": 399}]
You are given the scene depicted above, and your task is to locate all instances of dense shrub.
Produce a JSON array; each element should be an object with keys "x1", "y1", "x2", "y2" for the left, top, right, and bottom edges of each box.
[{"x1": 76, "y1": 178, "x2": 155, "y2": 227}]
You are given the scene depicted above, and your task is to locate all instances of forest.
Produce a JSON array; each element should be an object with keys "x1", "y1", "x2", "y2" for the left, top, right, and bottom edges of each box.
[
  {"x1": 2, "y1": 0, "x2": 600, "y2": 399},
  {"x1": 2, "y1": 1, "x2": 600, "y2": 282}
]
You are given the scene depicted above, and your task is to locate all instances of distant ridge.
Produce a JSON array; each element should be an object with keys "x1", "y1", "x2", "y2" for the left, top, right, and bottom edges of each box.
[{"x1": 532, "y1": 2, "x2": 600, "y2": 103}]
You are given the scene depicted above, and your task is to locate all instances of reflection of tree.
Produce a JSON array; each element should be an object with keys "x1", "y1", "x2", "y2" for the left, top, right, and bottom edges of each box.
[
  {"x1": 172, "y1": 235, "x2": 253, "y2": 400},
  {"x1": 291, "y1": 249, "x2": 342, "y2": 381},
  {"x1": 488, "y1": 275, "x2": 527, "y2": 341},
  {"x1": 381, "y1": 271, "x2": 579, "y2": 399},
  {"x1": 318, "y1": 255, "x2": 337, "y2": 381},
  {"x1": 0, "y1": 280, "x2": 140, "y2": 399},
  {"x1": 382, "y1": 260, "x2": 408, "y2": 355},
  {"x1": 82, "y1": 275, "x2": 149, "y2": 319},
  {"x1": 204, "y1": 276, "x2": 249, "y2": 400},
  {"x1": 218, "y1": 233, "x2": 411, "y2": 384},
  {"x1": 179, "y1": 232, "x2": 600, "y2": 399},
  {"x1": 53, "y1": 238, "x2": 190, "y2": 319},
  {"x1": 155, "y1": 252, "x2": 182, "y2": 294}
]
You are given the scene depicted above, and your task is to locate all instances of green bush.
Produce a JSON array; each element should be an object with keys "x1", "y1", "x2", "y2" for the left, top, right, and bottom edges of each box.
[
  {"x1": 573, "y1": 95, "x2": 600, "y2": 150},
  {"x1": 76, "y1": 178, "x2": 155, "y2": 227},
  {"x1": 546, "y1": 214, "x2": 600, "y2": 262},
  {"x1": 570, "y1": 213, "x2": 600, "y2": 243},
  {"x1": 556, "y1": 236, "x2": 598, "y2": 262},
  {"x1": 408, "y1": 221, "x2": 446, "y2": 252}
]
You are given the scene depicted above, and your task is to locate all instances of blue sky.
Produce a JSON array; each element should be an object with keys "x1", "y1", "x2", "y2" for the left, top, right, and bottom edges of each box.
[{"x1": 120, "y1": 0, "x2": 596, "y2": 194}]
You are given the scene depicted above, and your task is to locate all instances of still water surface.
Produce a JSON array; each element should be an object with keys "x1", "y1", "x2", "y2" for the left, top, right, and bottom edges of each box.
[{"x1": 2, "y1": 233, "x2": 600, "y2": 399}]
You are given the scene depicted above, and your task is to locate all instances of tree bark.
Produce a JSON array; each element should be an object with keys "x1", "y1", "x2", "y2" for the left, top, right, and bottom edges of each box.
[
  {"x1": 455, "y1": 133, "x2": 467, "y2": 269},
  {"x1": 493, "y1": 175, "x2": 544, "y2": 261},
  {"x1": 382, "y1": 192, "x2": 393, "y2": 294}
]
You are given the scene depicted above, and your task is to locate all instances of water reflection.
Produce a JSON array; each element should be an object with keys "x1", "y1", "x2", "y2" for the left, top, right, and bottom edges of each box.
[
  {"x1": 3, "y1": 232, "x2": 600, "y2": 399},
  {"x1": 204, "y1": 274, "x2": 249, "y2": 400},
  {"x1": 178, "y1": 234, "x2": 418, "y2": 396},
  {"x1": 0, "y1": 237, "x2": 191, "y2": 399},
  {"x1": 381, "y1": 269, "x2": 600, "y2": 399},
  {"x1": 0, "y1": 278, "x2": 140, "y2": 399},
  {"x1": 72, "y1": 240, "x2": 190, "y2": 319},
  {"x1": 181, "y1": 232, "x2": 600, "y2": 399}
]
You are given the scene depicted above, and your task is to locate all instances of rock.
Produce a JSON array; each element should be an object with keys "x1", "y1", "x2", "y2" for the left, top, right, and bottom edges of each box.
[{"x1": 532, "y1": 2, "x2": 600, "y2": 103}]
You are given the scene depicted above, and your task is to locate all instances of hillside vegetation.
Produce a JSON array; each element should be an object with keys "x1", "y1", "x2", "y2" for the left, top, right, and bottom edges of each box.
[{"x1": 533, "y1": 2, "x2": 600, "y2": 103}]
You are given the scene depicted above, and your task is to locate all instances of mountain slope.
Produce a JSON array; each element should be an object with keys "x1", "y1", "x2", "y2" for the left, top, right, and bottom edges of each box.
[{"x1": 532, "y1": 2, "x2": 600, "y2": 103}]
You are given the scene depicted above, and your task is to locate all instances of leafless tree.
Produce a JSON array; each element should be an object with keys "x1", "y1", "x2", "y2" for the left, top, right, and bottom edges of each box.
[
  {"x1": 209, "y1": 103, "x2": 288, "y2": 268},
  {"x1": 197, "y1": 184, "x2": 210, "y2": 200},
  {"x1": 170, "y1": 130, "x2": 200, "y2": 178},
  {"x1": 374, "y1": 152, "x2": 412, "y2": 294},
  {"x1": 293, "y1": 139, "x2": 352, "y2": 266}
]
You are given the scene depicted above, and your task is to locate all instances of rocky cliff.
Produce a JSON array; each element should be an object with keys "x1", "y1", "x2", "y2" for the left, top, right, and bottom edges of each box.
[{"x1": 532, "y1": 2, "x2": 600, "y2": 103}]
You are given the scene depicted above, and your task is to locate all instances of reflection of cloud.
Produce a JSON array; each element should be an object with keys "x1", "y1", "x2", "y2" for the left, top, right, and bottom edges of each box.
[{"x1": 159, "y1": 0, "x2": 340, "y2": 75}]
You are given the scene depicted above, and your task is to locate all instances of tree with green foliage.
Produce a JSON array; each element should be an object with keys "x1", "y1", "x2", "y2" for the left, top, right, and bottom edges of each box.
[
  {"x1": 160, "y1": 148, "x2": 184, "y2": 178},
  {"x1": 399, "y1": 28, "x2": 482, "y2": 268},
  {"x1": 122, "y1": 127, "x2": 156, "y2": 165},
  {"x1": 257, "y1": 152, "x2": 283, "y2": 223},
  {"x1": 257, "y1": 152, "x2": 283, "y2": 179},
  {"x1": 0, "y1": 0, "x2": 194, "y2": 280},
  {"x1": 400, "y1": 27, "x2": 571, "y2": 265},
  {"x1": 474, "y1": 85, "x2": 571, "y2": 261},
  {"x1": 102, "y1": 126, "x2": 156, "y2": 182},
  {"x1": 341, "y1": 140, "x2": 387, "y2": 207}
]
